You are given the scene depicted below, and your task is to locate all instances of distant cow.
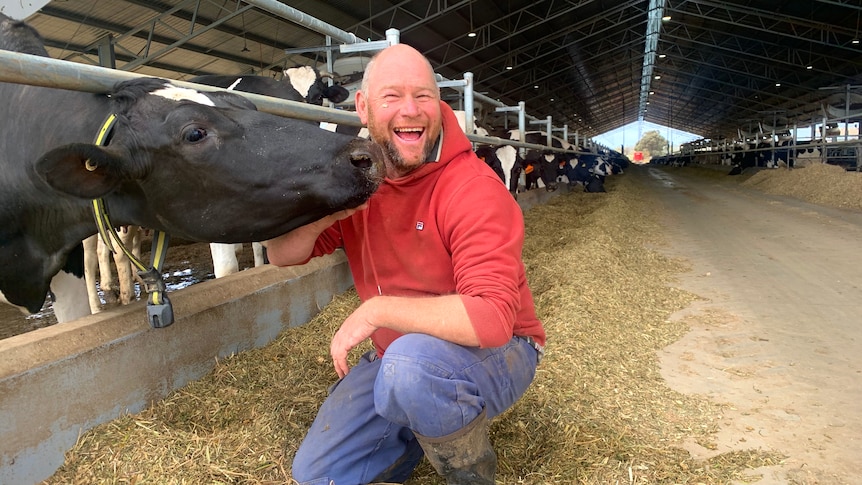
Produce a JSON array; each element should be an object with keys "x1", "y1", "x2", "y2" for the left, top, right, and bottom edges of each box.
[
  {"x1": 190, "y1": 66, "x2": 349, "y2": 106},
  {"x1": 190, "y1": 72, "x2": 365, "y2": 142},
  {"x1": 558, "y1": 153, "x2": 608, "y2": 193},
  {"x1": 474, "y1": 144, "x2": 522, "y2": 196},
  {"x1": 0, "y1": 13, "x2": 384, "y2": 323},
  {"x1": 506, "y1": 130, "x2": 569, "y2": 191}
]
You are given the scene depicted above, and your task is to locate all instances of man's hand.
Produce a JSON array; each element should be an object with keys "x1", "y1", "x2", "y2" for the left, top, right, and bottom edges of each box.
[
  {"x1": 328, "y1": 294, "x2": 480, "y2": 378},
  {"x1": 330, "y1": 300, "x2": 378, "y2": 378}
]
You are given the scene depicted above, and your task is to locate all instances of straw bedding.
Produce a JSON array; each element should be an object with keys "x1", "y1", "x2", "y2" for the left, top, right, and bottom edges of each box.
[{"x1": 46, "y1": 161, "x2": 861, "y2": 484}]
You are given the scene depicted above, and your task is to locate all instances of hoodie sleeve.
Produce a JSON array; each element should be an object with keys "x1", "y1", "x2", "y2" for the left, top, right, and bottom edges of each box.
[
  {"x1": 440, "y1": 159, "x2": 526, "y2": 348},
  {"x1": 306, "y1": 223, "x2": 344, "y2": 261}
]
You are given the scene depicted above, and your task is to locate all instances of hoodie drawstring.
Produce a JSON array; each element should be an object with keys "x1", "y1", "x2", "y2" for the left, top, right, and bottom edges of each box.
[{"x1": 361, "y1": 199, "x2": 383, "y2": 296}]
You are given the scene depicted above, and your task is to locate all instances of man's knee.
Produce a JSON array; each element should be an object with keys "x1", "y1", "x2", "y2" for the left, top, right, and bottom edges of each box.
[
  {"x1": 375, "y1": 334, "x2": 456, "y2": 397},
  {"x1": 373, "y1": 335, "x2": 483, "y2": 436}
]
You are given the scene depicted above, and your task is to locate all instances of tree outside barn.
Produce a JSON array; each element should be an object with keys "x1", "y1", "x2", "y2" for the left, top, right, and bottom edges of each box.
[
  {"x1": 593, "y1": 122, "x2": 698, "y2": 163},
  {"x1": 634, "y1": 130, "x2": 671, "y2": 162}
]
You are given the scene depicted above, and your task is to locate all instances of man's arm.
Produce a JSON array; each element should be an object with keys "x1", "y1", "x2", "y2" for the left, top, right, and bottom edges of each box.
[
  {"x1": 263, "y1": 204, "x2": 366, "y2": 267},
  {"x1": 330, "y1": 294, "x2": 480, "y2": 378}
]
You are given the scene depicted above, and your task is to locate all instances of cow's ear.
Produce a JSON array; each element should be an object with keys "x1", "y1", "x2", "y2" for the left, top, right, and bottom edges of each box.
[
  {"x1": 324, "y1": 85, "x2": 350, "y2": 104},
  {"x1": 34, "y1": 143, "x2": 124, "y2": 199}
]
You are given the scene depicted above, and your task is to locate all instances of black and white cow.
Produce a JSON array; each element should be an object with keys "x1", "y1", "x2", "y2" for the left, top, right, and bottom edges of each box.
[
  {"x1": 0, "y1": 14, "x2": 384, "y2": 322},
  {"x1": 188, "y1": 75, "x2": 306, "y2": 278},
  {"x1": 558, "y1": 153, "x2": 609, "y2": 193},
  {"x1": 190, "y1": 66, "x2": 349, "y2": 106},
  {"x1": 505, "y1": 130, "x2": 570, "y2": 191},
  {"x1": 282, "y1": 65, "x2": 350, "y2": 106},
  {"x1": 187, "y1": 74, "x2": 362, "y2": 278},
  {"x1": 474, "y1": 144, "x2": 522, "y2": 196}
]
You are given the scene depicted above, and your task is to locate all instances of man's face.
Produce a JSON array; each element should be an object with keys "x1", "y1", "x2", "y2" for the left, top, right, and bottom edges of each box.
[{"x1": 357, "y1": 47, "x2": 442, "y2": 178}]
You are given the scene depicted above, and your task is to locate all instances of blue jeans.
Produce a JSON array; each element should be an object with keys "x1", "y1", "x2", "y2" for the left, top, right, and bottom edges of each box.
[{"x1": 291, "y1": 333, "x2": 539, "y2": 485}]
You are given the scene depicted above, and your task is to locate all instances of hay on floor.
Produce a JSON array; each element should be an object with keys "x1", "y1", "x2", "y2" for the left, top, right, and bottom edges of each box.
[{"x1": 46, "y1": 167, "x2": 793, "y2": 484}]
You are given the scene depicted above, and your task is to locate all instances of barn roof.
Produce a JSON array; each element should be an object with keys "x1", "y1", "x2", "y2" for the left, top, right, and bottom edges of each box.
[{"x1": 15, "y1": 0, "x2": 862, "y2": 142}]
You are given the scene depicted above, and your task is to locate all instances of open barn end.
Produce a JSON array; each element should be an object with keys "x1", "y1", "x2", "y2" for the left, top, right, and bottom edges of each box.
[{"x1": 0, "y1": 186, "x2": 565, "y2": 485}]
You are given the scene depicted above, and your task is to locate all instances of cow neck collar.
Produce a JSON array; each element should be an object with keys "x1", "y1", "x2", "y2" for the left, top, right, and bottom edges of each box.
[{"x1": 89, "y1": 114, "x2": 175, "y2": 329}]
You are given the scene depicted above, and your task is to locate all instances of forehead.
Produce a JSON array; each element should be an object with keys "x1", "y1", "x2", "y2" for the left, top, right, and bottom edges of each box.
[
  {"x1": 151, "y1": 85, "x2": 215, "y2": 106},
  {"x1": 369, "y1": 52, "x2": 437, "y2": 91}
]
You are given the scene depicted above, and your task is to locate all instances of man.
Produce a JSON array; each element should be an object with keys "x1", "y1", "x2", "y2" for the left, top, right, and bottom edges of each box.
[{"x1": 265, "y1": 43, "x2": 545, "y2": 484}]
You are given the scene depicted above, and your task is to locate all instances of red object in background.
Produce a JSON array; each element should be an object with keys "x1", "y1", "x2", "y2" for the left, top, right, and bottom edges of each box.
[{"x1": 633, "y1": 151, "x2": 644, "y2": 161}]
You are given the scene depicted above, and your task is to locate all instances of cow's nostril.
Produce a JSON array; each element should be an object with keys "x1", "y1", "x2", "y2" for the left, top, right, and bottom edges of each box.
[{"x1": 350, "y1": 153, "x2": 373, "y2": 169}]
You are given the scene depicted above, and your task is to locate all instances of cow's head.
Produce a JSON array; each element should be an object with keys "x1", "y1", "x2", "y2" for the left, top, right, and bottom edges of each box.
[
  {"x1": 284, "y1": 66, "x2": 350, "y2": 105},
  {"x1": 34, "y1": 78, "x2": 384, "y2": 242}
]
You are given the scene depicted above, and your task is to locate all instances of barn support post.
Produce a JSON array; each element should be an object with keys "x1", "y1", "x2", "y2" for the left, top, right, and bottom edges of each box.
[
  {"x1": 436, "y1": 73, "x2": 475, "y2": 136},
  {"x1": 96, "y1": 34, "x2": 116, "y2": 69},
  {"x1": 822, "y1": 114, "x2": 829, "y2": 163},
  {"x1": 518, "y1": 102, "x2": 527, "y2": 154},
  {"x1": 529, "y1": 116, "x2": 552, "y2": 147},
  {"x1": 464, "y1": 72, "x2": 474, "y2": 135},
  {"x1": 386, "y1": 28, "x2": 401, "y2": 46},
  {"x1": 791, "y1": 121, "x2": 799, "y2": 168},
  {"x1": 551, "y1": 124, "x2": 568, "y2": 147}
]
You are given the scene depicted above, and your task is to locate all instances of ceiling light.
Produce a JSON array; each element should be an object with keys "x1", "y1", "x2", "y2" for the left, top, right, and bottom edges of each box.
[
  {"x1": 654, "y1": 75, "x2": 661, "y2": 80},
  {"x1": 854, "y1": 38, "x2": 860, "y2": 44},
  {"x1": 662, "y1": 15, "x2": 671, "y2": 21},
  {"x1": 649, "y1": 91, "x2": 655, "y2": 95},
  {"x1": 467, "y1": 3, "x2": 476, "y2": 39},
  {"x1": 775, "y1": 83, "x2": 781, "y2": 87},
  {"x1": 658, "y1": 53, "x2": 666, "y2": 59},
  {"x1": 806, "y1": 65, "x2": 813, "y2": 70},
  {"x1": 533, "y1": 85, "x2": 539, "y2": 89},
  {"x1": 505, "y1": 65, "x2": 513, "y2": 70}
]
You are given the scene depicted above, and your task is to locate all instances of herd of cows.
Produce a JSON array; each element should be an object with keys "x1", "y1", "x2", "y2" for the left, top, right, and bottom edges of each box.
[
  {"x1": 649, "y1": 132, "x2": 860, "y2": 174},
  {"x1": 0, "y1": 12, "x2": 630, "y2": 330}
]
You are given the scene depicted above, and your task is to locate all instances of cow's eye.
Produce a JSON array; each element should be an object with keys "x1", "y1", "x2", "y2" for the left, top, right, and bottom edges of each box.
[{"x1": 183, "y1": 127, "x2": 207, "y2": 143}]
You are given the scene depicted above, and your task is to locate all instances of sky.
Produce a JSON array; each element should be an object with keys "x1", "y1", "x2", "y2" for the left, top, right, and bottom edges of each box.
[{"x1": 592, "y1": 120, "x2": 701, "y2": 154}]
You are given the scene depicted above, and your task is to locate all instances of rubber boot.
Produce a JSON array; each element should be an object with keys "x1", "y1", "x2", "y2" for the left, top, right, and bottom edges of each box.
[{"x1": 414, "y1": 409, "x2": 496, "y2": 485}]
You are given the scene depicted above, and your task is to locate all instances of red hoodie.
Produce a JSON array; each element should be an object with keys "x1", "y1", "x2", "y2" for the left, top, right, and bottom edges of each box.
[{"x1": 309, "y1": 102, "x2": 545, "y2": 356}]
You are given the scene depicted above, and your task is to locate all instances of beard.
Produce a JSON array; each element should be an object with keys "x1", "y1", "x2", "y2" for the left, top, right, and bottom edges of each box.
[
  {"x1": 378, "y1": 136, "x2": 437, "y2": 178},
  {"x1": 366, "y1": 105, "x2": 441, "y2": 178}
]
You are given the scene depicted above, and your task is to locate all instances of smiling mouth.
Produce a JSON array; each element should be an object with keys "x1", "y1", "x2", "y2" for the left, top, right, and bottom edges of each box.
[{"x1": 395, "y1": 127, "x2": 423, "y2": 141}]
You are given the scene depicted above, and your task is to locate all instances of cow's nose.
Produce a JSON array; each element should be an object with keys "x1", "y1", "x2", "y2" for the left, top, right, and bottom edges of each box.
[
  {"x1": 348, "y1": 140, "x2": 385, "y2": 174},
  {"x1": 349, "y1": 148, "x2": 374, "y2": 169}
]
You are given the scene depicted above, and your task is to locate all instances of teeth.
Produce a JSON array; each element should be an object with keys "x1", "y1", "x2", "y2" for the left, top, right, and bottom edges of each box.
[{"x1": 395, "y1": 128, "x2": 422, "y2": 133}]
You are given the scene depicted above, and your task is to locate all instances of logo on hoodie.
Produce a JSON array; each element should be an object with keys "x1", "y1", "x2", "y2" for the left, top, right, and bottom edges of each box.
[{"x1": 415, "y1": 221, "x2": 425, "y2": 231}]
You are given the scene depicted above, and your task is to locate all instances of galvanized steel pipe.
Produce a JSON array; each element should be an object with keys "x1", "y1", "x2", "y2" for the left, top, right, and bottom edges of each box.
[
  {"x1": 242, "y1": 0, "x2": 360, "y2": 45},
  {"x1": 0, "y1": 50, "x2": 363, "y2": 126}
]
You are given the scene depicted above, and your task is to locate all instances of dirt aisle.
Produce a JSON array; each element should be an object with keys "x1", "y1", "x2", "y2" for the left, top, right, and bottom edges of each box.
[{"x1": 641, "y1": 166, "x2": 862, "y2": 484}]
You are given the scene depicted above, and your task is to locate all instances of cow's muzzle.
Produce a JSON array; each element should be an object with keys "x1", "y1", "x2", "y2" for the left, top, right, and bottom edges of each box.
[{"x1": 347, "y1": 138, "x2": 385, "y2": 181}]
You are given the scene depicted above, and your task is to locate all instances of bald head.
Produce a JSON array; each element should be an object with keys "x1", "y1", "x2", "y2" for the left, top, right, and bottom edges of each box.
[
  {"x1": 355, "y1": 44, "x2": 443, "y2": 178},
  {"x1": 360, "y1": 44, "x2": 437, "y2": 95}
]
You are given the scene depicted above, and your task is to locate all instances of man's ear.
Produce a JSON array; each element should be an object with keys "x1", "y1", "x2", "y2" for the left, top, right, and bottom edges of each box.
[{"x1": 355, "y1": 90, "x2": 369, "y2": 125}]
